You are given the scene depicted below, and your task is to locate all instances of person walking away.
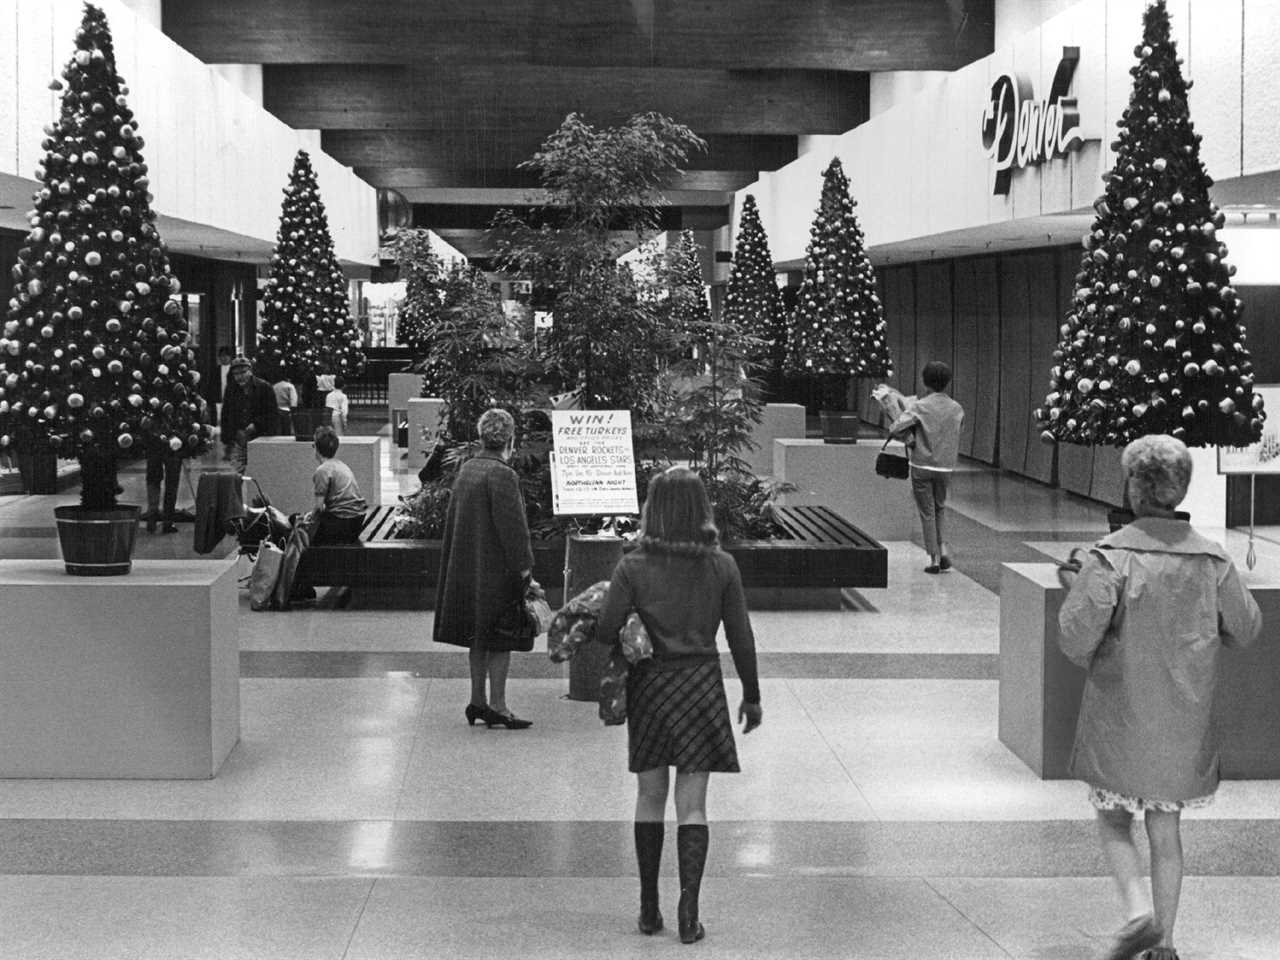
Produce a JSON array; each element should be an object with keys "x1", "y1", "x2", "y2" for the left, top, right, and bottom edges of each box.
[
  {"x1": 143, "y1": 434, "x2": 183, "y2": 534},
  {"x1": 433, "y1": 408, "x2": 536, "y2": 729},
  {"x1": 595, "y1": 466, "x2": 763, "y2": 944},
  {"x1": 1058, "y1": 434, "x2": 1260, "y2": 960},
  {"x1": 272, "y1": 368, "x2": 300, "y2": 436},
  {"x1": 873, "y1": 360, "x2": 964, "y2": 573},
  {"x1": 220, "y1": 355, "x2": 277, "y2": 475},
  {"x1": 206, "y1": 345, "x2": 232, "y2": 421},
  {"x1": 325, "y1": 375, "x2": 350, "y2": 436}
]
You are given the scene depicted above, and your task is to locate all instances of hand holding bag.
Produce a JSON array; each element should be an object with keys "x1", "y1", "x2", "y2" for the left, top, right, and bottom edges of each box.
[{"x1": 874, "y1": 436, "x2": 911, "y2": 479}]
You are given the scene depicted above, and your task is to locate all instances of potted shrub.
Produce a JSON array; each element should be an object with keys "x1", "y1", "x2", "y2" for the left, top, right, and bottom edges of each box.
[
  {"x1": 0, "y1": 5, "x2": 209, "y2": 574},
  {"x1": 254, "y1": 150, "x2": 364, "y2": 440}
]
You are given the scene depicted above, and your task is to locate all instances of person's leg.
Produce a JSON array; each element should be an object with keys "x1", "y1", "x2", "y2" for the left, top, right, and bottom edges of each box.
[
  {"x1": 1096, "y1": 808, "x2": 1151, "y2": 921},
  {"x1": 468, "y1": 644, "x2": 488, "y2": 711},
  {"x1": 910, "y1": 475, "x2": 940, "y2": 567},
  {"x1": 674, "y1": 771, "x2": 711, "y2": 943},
  {"x1": 1145, "y1": 810, "x2": 1184, "y2": 949},
  {"x1": 933, "y1": 476, "x2": 950, "y2": 566},
  {"x1": 160, "y1": 454, "x2": 181, "y2": 531},
  {"x1": 144, "y1": 450, "x2": 163, "y2": 532},
  {"x1": 486, "y1": 650, "x2": 513, "y2": 714},
  {"x1": 635, "y1": 768, "x2": 670, "y2": 934}
]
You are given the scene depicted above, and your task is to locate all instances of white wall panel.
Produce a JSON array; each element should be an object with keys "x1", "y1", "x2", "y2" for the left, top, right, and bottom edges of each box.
[
  {"x1": 1242, "y1": 0, "x2": 1280, "y2": 176},
  {"x1": 0, "y1": 0, "x2": 377, "y2": 265},
  {"x1": 1184, "y1": 0, "x2": 1241, "y2": 182}
]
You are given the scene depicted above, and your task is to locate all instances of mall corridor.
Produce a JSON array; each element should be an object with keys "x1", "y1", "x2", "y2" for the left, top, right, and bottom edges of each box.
[{"x1": 0, "y1": 437, "x2": 1277, "y2": 960}]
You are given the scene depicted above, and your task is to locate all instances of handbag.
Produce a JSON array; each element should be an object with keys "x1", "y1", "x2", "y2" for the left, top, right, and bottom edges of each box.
[
  {"x1": 492, "y1": 578, "x2": 552, "y2": 653},
  {"x1": 598, "y1": 651, "x2": 630, "y2": 726},
  {"x1": 874, "y1": 436, "x2": 911, "y2": 479}
]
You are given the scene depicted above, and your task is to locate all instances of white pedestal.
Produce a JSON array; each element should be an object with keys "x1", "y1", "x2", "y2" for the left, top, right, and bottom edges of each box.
[
  {"x1": 774, "y1": 438, "x2": 917, "y2": 540},
  {"x1": 0, "y1": 558, "x2": 240, "y2": 779},
  {"x1": 387, "y1": 373, "x2": 425, "y2": 440},
  {"x1": 247, "y1": 435, "x2": 382, "y2": 516},
  {"x1": 745, "y1": 403, "x2": 806, "y2": 477},
  {"x1": 406, "y1": 397, "x2": 447, "y2": 471}
]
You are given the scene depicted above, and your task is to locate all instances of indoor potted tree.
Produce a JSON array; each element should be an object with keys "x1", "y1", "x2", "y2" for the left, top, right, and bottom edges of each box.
[
  {"x1": 0, "y1": 3, "x2": 209, "y2": 574},
  {"x1": 254, "y1": 150, "x2": 365, "y2": 439}
]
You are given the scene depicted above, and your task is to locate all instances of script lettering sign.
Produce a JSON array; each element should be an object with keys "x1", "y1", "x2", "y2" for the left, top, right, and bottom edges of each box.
[{"x1": 981, "y1": 46, "x2": 1088, "y2": 195}]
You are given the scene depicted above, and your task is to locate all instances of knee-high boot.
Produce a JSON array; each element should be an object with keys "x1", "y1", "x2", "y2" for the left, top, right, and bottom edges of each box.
[
  {"x1": 634, "y1": 821, "x2": 664, "y2": 934},
  {"x1": 145, "y1": 481, "x2": 161, "y2": 533},
  {"x1": 677, "y1": 823, "x2": 708, "y2": 944}
]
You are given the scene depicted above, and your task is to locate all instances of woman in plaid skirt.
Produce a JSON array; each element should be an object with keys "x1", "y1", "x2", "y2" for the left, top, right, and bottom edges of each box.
[{"x1": 596, "y1": 466, "x2": 763, "y2": 944}]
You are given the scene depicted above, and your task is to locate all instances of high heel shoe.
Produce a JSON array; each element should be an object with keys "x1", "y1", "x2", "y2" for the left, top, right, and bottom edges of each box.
[
  {"x1": 485, "y1": 708, "x2": 532, "y2": 730},
  {"x1": 638, "y1": 906, "x2": 664, "y2": 936},
  {"x1": 465, "y1": 703, "x2": 488, "y2": 726}
]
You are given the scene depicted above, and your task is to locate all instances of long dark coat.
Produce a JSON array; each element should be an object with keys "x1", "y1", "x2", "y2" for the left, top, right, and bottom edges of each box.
[{"x1": 433, "y1": 451, "x2": 535, "y2": 650}]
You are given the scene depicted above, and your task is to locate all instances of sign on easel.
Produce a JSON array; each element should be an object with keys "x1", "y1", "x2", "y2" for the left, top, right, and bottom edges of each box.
[{"x1": 550, "y1": 410, "x2": 639, "y2": 515}]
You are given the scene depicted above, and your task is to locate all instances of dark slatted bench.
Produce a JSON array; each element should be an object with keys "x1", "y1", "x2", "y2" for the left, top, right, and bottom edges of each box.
[
  {"x1": 726, "y1": 504, "x2": 887, "y2": 589},
  {"x1": 292, "y1": 503, "x2": 887, "y2": 605}
]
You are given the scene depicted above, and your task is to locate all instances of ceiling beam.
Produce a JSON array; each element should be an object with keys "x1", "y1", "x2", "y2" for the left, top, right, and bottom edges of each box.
[
  {"x1": 264, "y1": 65, "x2": 867, "y2": 135},
  {"x1": 163, "y1": 0, "x2": 993, "y2": 71},
  {"x1": 324, "y1": 131, "x2": 798, "y2": 173},
  {"x1": 357, "y1": 167, "x2": 759, "y2": 193},
  {"x1": 414, "y1": 204, "x2": 729, "y2": 232}
]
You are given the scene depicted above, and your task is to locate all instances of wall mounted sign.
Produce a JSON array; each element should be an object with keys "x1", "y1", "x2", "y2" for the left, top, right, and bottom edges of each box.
[
  {"x1": 980, "y1": 46, "x2": 1089, "y2": 195},
  {"x1": 550, "y1": 409, "x2": 639, "y2": 515},
  {"x1": 1218, "y1": 385, "x2": 1280, "y2": 475}
]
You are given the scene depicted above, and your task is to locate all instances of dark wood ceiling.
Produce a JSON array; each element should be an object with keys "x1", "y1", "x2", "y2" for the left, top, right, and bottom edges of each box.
[{"x1": 161, "y1": 0, "x2": 993, "y2": 262}]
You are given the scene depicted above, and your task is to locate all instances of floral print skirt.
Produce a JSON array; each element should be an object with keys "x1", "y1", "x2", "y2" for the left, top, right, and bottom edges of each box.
[{"x1": 1088, "y1": 785, "x2": 1214, "y2": 814}]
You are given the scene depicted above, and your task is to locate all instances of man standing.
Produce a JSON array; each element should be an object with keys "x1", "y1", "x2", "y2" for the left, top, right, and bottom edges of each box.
[
  {"x1": 206, "y1": 346, "x2": 233, "y2": 420},
  {"x1": 220, "y1": 355, "x2": 277, "y2": 474}
]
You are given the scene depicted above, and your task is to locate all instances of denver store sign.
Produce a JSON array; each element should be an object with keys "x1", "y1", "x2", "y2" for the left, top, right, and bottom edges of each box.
[{"x1": 981, "y1": 46, "x2": 1088, "y2": 195}]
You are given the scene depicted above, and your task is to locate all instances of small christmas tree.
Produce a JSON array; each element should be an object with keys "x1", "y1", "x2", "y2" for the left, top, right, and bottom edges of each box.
[
  {"x1": 0, "y1": 3, "x2": 208, "y2": 508},
  {"x1": 255, "y1": 150, "x2": 364, "y2": 390},
  {"x1": 723, "y1": 194, "x2": 785, "y2": 377},
  {"x1": 665, "y1": 229, "x2": 711, "y2": 356},
  {"x1": 386, "y1": 228, "x2": 443, "y2": 356},
  {"x1": 783, "y1": 157, "x2": 891, "y2": 409},
  {"x1": 1037, "y1": 0, "x2": 1263, "y2": 448}
]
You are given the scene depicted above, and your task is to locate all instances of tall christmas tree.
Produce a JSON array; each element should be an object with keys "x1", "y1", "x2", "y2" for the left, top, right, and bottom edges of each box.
[
  {"x1": 1037, "y1": 0, "x2": 1262, "y2": 448},
  {"x1": 255, "y1": 150, "x2": 364, "y2": 388},
  {"x1": 723, "y1": 194, "x2": 785, "y2": 377},
  {"x1": 665, "y1": 229, "x2": 711, "y2": 354},
  {"x1": 0, "y1": 3, "x2": 208, "y2": 508},
  {"x1": 783, "y1": 157, "x2": 891, "y2": 406},
  {"x1": 386, "y1": 227, "x2": 442, "y2": 356}
]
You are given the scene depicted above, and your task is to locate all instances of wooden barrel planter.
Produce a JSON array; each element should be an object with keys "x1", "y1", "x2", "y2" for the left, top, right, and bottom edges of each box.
[
  {"x1": 53, "y1": 505, "x2": 141, "y2": 576},
  {"x1": 291, "y1": 407, "x2": 332, "y2": 441}
]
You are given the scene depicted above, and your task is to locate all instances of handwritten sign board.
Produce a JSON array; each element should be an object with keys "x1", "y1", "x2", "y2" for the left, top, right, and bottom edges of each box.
[
  {"x1": 550, "y1": 410, "x2": 640, "y2": 515},
  {"x1": 1218, "y1": 385, "x2": 1280, "y2": 474}
]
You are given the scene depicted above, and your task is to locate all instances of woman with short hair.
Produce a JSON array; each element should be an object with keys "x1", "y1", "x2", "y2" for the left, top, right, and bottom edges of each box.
[
  {"x1": 595, "y1": 466, "x2": 763, "y2": 944},
  {"x1": 1059, "y1": 434, "x2": 1261, "y2": 960},
  {"x1": 433, "y1": 407, "x2": 536, "y2": 729}
]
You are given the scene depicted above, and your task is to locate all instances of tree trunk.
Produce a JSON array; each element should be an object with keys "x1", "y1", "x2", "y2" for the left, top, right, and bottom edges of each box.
[{"x1": 78, "y1": 446, "x2": 119, "y2": 510}]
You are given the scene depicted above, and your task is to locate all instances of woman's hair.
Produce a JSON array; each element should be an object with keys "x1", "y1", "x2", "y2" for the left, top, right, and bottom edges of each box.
[
  {"x1": 1122, "y1": 434, "x2": 1191, "y2": 509},
  {"x1": 332, "y1": 375, "x2": 345, "y2": 389},
  {"x1": 921, "y1": 360, "x2": 952, "y2": 391},
  {"x1": 638, "y1": 466, "x2": 719, "y2": 550},
  {"x1": 477, "y1": 407, "x2": 516, "y2": 451},
  {"x1": 313, "y1": 426, "x2": 340, "y2": 458}
]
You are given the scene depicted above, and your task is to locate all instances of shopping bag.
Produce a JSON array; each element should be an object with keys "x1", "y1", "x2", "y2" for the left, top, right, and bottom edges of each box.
[{"x1": 248, "y1": 540, "x2": 284, "y2": 611}]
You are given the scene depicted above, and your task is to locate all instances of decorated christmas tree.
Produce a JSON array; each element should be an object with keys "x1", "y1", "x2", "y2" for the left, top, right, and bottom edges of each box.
[
  {"x1": 665, "y1": 229, "x2": 711, "y2": 355},
  {"x1": 386, "y1": 227, "x2": 443, "y2": 356},
  {"x1": 0, "y1": 3, "x2": 208, "y2": 508},
  {"x1": 255, "y1": 150, "x2": 364, "y2": 390},
  {"x1": 723, "y1": 194, "x2": 785, "y2": 375},
  {"x1": 1037, "y1": 0, "x2": 1263, "y2": 448},
  {"x1": 783, "y1": 157, "x2": 891, "y2": 408}
]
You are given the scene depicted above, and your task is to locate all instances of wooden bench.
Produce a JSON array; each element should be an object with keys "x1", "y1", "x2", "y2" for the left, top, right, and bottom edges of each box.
[
  {"x1": 292, "y1": 503, "x2": 886, "y2": 605},
  {"x1": 726, "y1": 505, "x2": 887, "y2": 589}
]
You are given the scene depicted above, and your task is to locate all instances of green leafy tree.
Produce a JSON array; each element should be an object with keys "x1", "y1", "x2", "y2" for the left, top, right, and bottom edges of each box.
[
  {"x1": 724, "y1": 194, "x2": 785, "y2": 385},
  {"x1": 255, "y1": 150, "x2": 364, "y2": 387},
  {"x1": 0, "y1": 3, "x2": 208, "y2": 507},
  {"x1": 493, "y1": 112, "x2": 704, "y2": 411},
  {"x1": 784, "y1": 157, "x2": 891, "y2": 410},
  {"x1": 385, "y1": 227, "x2": 443, "y2": 356},
  {"x1": 1037, "y1": 0, "x2": 1262, "y2": 447}
]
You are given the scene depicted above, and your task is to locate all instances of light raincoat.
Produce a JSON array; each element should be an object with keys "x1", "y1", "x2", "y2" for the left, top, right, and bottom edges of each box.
[{"x1": 1059, "y1": 517, "x2": 1261, "y2": 801}]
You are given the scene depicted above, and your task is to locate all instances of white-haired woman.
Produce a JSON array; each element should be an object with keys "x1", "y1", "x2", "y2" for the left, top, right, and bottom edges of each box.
[
  {"x1": 434, "y1": 408, "x2": 535, "y2": 729},
  {"x1": 1059, "y1": 434, "x2": 1261, "y2": 960}
]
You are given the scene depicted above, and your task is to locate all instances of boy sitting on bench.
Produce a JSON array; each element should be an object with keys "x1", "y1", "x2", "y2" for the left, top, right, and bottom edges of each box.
[{"x1": 309, "y1": 426, "x2": 367, "y2": 544}]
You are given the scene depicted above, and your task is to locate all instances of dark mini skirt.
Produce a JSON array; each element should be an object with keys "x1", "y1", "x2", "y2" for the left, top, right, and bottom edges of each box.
[{"x1": 627, "y1": 658, "x2": 740, "y2": 774}]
